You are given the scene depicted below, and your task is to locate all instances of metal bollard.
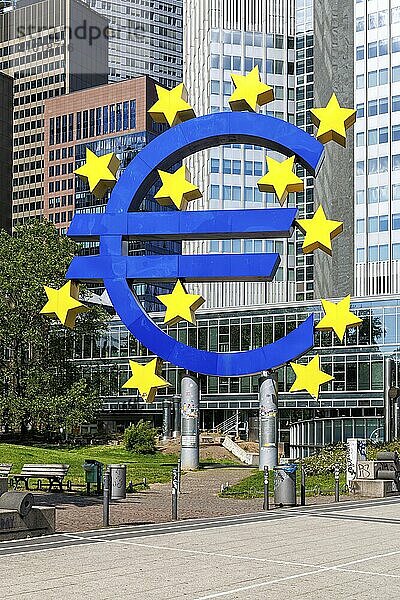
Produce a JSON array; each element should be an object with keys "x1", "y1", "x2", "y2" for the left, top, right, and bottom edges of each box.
[
  {"x1": 300, "y1": 466, "x2": 306, "y2": 506},
  {"x1": 177, "y1": 457, "x2": 182, "y2": 494},
  {"x1": 334, "y1": 465, "x2": 340, "y2": 502},
  {"x1": 172, "y1": 468, "x2": 178, "y2": 520},
  {"x1": 103, "y1": 470, "x2": 110, "y2": 527},
  {"x1": 263, "y1": 466, "x2": 269, "y2": 511}
]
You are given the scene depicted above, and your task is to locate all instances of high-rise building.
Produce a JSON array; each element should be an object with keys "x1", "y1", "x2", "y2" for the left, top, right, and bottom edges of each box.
[
  {"x1": 83, "y1": 0, "x2": 183, "y2": 87},
  {"x1": 43, "y1": 75, "x2": 180, "y2": 310},
  {"x1": 353, "y1": 0, "x2": 400, "y2": 297},
  {"x1": 313, "y1": 0, "x2": 355, "y2": 299},
  {"x1": 0, "y1": 73, "x2": 13, "y2": 231},
  {"x1": 0, "y1": 71, "x2": 12, "y2": 232},
  {"x1": 0, "y1": 0, "x2": 108, "y2": 227},
  {"x1": 184, "y1": 0, "x2": 300, "y2": 309},
  {"x1": 294, "y1": 0, "x2": 317, "y2": 302}
]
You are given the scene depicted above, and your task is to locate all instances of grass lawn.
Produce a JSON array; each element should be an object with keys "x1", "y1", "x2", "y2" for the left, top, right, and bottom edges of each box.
[
  {"x1": 0, "y1": 443, "x2": 178, "y2": 488},
  {"x1": 221, "y1": 469, "x2": 348, "y2": 499}
]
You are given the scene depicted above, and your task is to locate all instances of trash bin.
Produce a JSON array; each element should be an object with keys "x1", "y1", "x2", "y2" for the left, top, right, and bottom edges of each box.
[
  {"x1": 274, "y1": 464, "x2": 297, "y2": 507},
  {"x1": 109, "y1": 464, "x2": 127, "y2": 500},
  {"x1": 83, "y1": 460, "x2": 103, "y2": 495}
]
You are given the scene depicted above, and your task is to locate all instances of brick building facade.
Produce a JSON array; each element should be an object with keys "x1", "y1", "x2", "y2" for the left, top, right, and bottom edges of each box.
[{"x1": 43, "y1": 76, "x2": 158, "y2": 231}]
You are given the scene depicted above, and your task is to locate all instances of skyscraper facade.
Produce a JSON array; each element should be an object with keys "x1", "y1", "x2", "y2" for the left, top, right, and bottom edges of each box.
[
  {"x1": 313, "y1": 0, "x2": 355, "y2": 299},
  {"x1": 83, "y1": 0, "x2": 183, "y2": 86},
  {"x1": 0, "y1": 0, "x2": 108, "y2": 228},
  {"x1": 354, "y1": 0, "x2": 400, "y2": 297},
  {"x1": 0, "y1": 71, "x2": 12, "y2": 232},
  {"x1": 184, "y1": 0, "x2": 300, "y2": 309},
  {"x1": 294, "y1": 0, "x2": 317, "y2": 301}
]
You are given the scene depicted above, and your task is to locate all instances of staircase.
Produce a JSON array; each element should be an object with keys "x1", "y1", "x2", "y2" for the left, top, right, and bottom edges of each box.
[
  {"x1": 212, "y1": 414, "x2": 239, "y2": 437},
  {"x1": 222, "y1": 436, "x2": 259, "y2": 466}
]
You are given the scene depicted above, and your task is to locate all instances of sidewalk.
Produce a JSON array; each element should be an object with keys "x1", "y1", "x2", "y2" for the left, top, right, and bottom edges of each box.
[
  {"x1": 33, "y1": 467, "x2": 259, "y2": 532},
  {"x1": 32, "y1": 466, "x2": 355, "y2": 533}
]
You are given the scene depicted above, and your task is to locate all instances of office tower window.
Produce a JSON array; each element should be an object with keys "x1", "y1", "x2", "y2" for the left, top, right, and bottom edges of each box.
[
  {"x1": 103, "y1": 106, "x2": 109, "y2": 134},
  {"x1": 130, "y1": 101, "x2": 136, "y2": 130},
  {"x1": 392, "y1": 213, "x2": 400, "y2": 230},
  {"x1": 96, "y1": 108, "x2": 102, "y2": 136},
  {"x1": 123, "y1": 102, "x2": 129, "y2": 130},
  {"x1": 116, "y1": 103, "x2": 122, "y2": 132},
  {"x1": 89, "y1": 109, "x2": 95, "y2": 138},
  {"x1": 393, "y1": 185, "x2": 400, "y2": 201},
  {"x1": 76, "y1": 112, "x2": 82, "y2": 140},
  {"x1": 356, "y1": 219, "x2": 365, "y2": 234},
  {"x1": 392, "y1": 155, "x2": 400, "y2": 170},
  {"x1": 393, "y1": 243, "x2": 400, "y2": 259}
]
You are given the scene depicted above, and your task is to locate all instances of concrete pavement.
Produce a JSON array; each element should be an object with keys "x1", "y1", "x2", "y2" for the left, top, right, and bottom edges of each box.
[{"x1": 1, "y1": 497, "x2": 400, "y2": 599}]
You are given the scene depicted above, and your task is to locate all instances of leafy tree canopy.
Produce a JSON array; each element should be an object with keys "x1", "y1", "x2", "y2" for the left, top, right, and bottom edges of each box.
[{"x1": 0, "y1": 221, "x2": 108, "y2": 434}]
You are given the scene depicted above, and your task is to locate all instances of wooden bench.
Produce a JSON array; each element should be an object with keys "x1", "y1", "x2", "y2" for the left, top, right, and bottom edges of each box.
[
  {"x1": 13, "y1": 464, "x2": 70, "y2": 492},
  {"x1": 0, "y1": 464, "x2": 12, "y2": 478}
]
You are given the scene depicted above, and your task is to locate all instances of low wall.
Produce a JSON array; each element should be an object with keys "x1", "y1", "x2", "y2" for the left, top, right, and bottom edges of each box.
[
  {"x1": 0, "y1": 507, "x2": 55, "y2": 541},
  {"x1": 352, "y1": 479, "x2": 399, "y2": 498}
]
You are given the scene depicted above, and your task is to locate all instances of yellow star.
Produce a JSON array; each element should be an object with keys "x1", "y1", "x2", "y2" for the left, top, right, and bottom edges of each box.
[
  {"x1": 229, "y1": 66, "x2": 274, "y2": 112},
  {"x1": 289, "y1": 356, "x2": 334, "y2": 399},
  {"x1": 157, "y1": 280, "x2": 205, "y2": 326},
  {"x1": 316, "y1": 296, "x2": 363, "y2": 342},
  {"x1": 257, "y1": 156, "x2": 304, "y2": 205},
  {"x1": 154, "y1": 166, "x2": 202, "y2": 210},
  {"x1": 74, "y1": 148, "x2": 120, "y2": 199},
  {"x1": 296, "y1": 205, "x2": 343, "y2": 255},
  {"x1": 40, "y1": 281, "x2": 89, "y2": 329},
  {"x1": 148, "y1": 83, "x2": 195, "y2": 127},
  {"x1": 122, "y1": 358, "x2": 171, "y2": 403},
  {"x1": 310, "y1": 93, "x2": 356, "y2": 147}
]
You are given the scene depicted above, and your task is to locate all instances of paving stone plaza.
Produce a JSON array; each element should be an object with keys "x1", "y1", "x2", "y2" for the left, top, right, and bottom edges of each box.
[
  {"x1": 1, "y1": 498, "x2": 400, "y2": 599},
  {"x1": 1, "y1": 0, "x2": 400, "y2": 598}
]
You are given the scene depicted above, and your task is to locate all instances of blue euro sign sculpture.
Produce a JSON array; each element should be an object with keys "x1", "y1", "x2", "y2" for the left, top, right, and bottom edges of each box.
[{"x1": 67, "y1": 112, "x2": 325, "y2": 377}]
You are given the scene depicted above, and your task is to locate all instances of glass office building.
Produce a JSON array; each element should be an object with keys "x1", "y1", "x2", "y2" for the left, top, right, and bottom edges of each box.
[
  {"x1": 295, "y1": 0, "x2": 316, "y2": 301},
  {"x1": 354, "y1": 0, "x2": 400, "y2": 296},
  {"x1": 298, "y1": 0, "x2": 355, "y2": 301},
  {"x1": 66, "y1": 295, "x2": 400, "y2": 456},
  {"x1": 183, "y1": 0, "x2": 300, "y2": 309},
  {"x1": 84, "y1": 0, "x2": 183, "y2": 87}
]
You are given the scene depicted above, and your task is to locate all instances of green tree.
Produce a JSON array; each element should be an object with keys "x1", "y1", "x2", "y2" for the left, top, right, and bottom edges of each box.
[{"x1": 0, "y1": 221, "x2": 108, "y2": 435}]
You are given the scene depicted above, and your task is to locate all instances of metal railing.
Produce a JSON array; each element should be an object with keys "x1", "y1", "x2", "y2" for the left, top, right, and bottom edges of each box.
[{"x1": 212, "y1": 413, "x2": 239, "y2": 436}]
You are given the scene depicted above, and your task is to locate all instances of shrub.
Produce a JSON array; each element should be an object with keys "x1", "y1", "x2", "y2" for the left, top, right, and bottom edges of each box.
[
  {"x1": 301, "y1": 440, "x2": 400, "y2": 476},
  {"x1": 124, "y1": 420, "x2": 157, "y2": 454},
  {"x1": 301, "y1": 443, "x2": 347, "y2": 475}
]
